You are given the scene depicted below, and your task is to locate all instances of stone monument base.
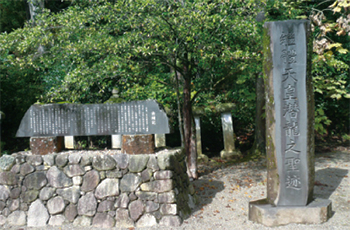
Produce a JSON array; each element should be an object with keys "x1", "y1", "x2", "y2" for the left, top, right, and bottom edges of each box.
[
  {"x1": 248, "y1": 198, "x2": 332, "y2": 227},
  {"x1": 122, "y1": 134, "x2": 155, "y2": 154},
  {"x1": 220, "y1": 149, "x2": 242, "y2": 159},
  {"x1": 30, "y1": 136, "x2": 64, "y2": 155},
  {"x1": 155, "y1": 133, "x2": 166, "y2": 148}
]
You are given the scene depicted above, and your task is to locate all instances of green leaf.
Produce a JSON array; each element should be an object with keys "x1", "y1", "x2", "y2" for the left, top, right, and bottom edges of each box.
[{"x1": 317, "y1": 108, "x2": 325, "y2": 116}]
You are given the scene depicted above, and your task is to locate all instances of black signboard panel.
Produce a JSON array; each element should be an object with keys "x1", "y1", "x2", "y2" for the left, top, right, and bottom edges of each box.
[{"x1": 16, "y1": 100, "x2": 170, "y2": 137}]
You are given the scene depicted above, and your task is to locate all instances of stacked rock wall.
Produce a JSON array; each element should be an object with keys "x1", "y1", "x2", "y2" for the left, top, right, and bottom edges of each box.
[{"x1": 0, "y1": 148, "x2": 197, "y2": 228}]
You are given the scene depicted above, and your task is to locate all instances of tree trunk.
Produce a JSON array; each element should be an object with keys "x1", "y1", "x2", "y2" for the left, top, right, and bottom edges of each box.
[
  {"x1": 28, "y1": 0, "x2": 45, "y2": 56},
  {"x1": 28, "y1": 0, "x2": 44, "y2": 26},
  {"x1": 175, "y1": 79, "x2": 185, "y2": 148},
  {"x1": 189, "y1": 121, "x2": 198, "y2": 179},
  {"x1": 250, "y1": 3, "x2": 266, "y2": 155},
  {"x1": 183, "y1": 73, "x2": 194, "y2": 179},
  {"x1": 173, "y1": 58, "x2": 184, "y2": 148},
  {"x1": 250, "y1": 73, "x2": 266, "y2": 155}
]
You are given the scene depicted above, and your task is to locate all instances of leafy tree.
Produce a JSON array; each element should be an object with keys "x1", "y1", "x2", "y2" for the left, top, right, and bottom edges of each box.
[
  {"x1": 309, "y1": 0, "x2": 350, "y2": 137},
  {"x1": 1, "y1": 0, "x2": 264, "y2": 176},
  {"x1": 262, "y1": 0, "x2": 350, "y2": 140},
  {"x1": 2, "y1": 0, "x2": 348, "y2": 170},
  {"x1": 0, "y1": 0, "x2": 28, "y2": 33},
  {"x1": 0, "y1": 0, "x2": 76, "y2": 152}
]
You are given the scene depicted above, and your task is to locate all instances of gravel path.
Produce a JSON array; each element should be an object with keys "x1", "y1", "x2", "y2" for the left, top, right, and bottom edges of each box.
[{"x1": 3, "y1": 148, "x2": 350, "y2": 230}]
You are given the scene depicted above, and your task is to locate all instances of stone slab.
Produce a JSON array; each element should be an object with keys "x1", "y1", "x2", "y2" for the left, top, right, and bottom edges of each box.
[
  {"x1": 194, "y1": 117, "x2": 203, "y2": 159},
  {"x1": 248, "y1": 198, "x2": 332, "y2": 227},
  {"x1": 112, "y1": 134, "x2": 122, "y2": 149},
  {"x1": 16, "y1": 100, "x2": 170, "y2": 137},
  {"x1": 122, "y1": 134, "x2": 155, "y2": 154},
  {"x1": 220, "y1": 112, "x2": 235, "y2": 152},
  {"x1": 155, "y1": 134, "x2": 166, "y2": 148},
  {"x1": 30, "y1": 137, "x2": 64, "y2": 155},
  {"x1": 220, "y1": 113, "x2": 241, "y2": 159},
  {"x1": 64, "y1": 136, "x2": 74, "y2": 149}
]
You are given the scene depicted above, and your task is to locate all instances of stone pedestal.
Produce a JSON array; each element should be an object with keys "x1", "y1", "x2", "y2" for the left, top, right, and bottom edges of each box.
[
  {"x1": 249, "y1": 20, "x2": 331, "y2": 226},
  {"x1": 122, "y1": 135, "x2": 155, "y2": 154},
  {"x1": 249, "y1": 199, "x2": 332, "y2": 226},
  {"x1": 155, "y1": 134, "x2": 166, "y2": 148},
  {"x1": 219, "y1": 112, "x2": 241, "y2": 159},
  {"x1": 30, "y1": 137, "x2": 64, "y2": 155},
  {"x1": 112, "y1": 135, "x2": 122, "y2": 149},
  {"x1": 64, "y1": 136, "x2": 75, "y2": 149}
]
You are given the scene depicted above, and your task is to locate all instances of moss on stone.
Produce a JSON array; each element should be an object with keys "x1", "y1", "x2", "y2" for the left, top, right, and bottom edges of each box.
[
  {"x1": 192, "y1": 106, "x2": 205, "y2": 116},
  {"x1": 214, "y1": 103, "x2": 236, "y2": 113}
]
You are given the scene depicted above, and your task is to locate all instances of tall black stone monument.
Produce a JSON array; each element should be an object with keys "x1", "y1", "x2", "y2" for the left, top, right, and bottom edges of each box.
[{"x1": 248, "y1": 20, "x2": 332, "y2": 226}]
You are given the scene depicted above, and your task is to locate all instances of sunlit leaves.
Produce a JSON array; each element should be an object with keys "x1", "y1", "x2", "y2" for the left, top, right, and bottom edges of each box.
[{"x1": 315, "y1": 108, "x2": 332, "y2": 136}]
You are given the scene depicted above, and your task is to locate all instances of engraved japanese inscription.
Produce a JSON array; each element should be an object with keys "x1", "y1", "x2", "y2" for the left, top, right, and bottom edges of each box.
[
  {"x1": 279, "y1": 31, "x2": 303, "y2": 193},
  {"x1": 16, "y1": 100, "x2": 170, "y2": 137},
  {"x1": 265, "y1": 20, "x2": 314, "y2": 206}
]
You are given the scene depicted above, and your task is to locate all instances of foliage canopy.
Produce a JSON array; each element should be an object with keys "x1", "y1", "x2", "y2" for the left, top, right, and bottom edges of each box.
[{"x1": 1, "y1": 0, "x2": 349, "y2": 154}]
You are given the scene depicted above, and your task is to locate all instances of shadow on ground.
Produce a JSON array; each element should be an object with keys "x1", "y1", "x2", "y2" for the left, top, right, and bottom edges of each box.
[
  {"x1": 315, "y1": 150, "x2": 350, "y2": 164},
  {"x1": 188, "y1": 178, "x2": 225, "y2": 217},
  {"x1": 186, "y1": 158, "x2": 267, "y2": 219},
  {"x1": 314, "y1": 167, "x2": 349, "y2": 199}
]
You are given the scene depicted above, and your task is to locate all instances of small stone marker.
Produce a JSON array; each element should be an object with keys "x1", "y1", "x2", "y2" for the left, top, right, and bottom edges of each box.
[
  {"x1": 220, "y1": 112, "x2": 235, "y2": 157},
  {"x1": 248, "y1": 20, "x2": 331, "y2": 226},
  {"x1": 64, "y1": 136, "x2": 75, "y2": 149},
  {"x1": 155, "y1": 134, "x2": 166, "y2": 148},
  {"x1": 194, "y1": 117, "x2": 202, "y2": 157},
  {"x1": 111, "y1": 134, "x2": 122, "y2": 149},
  {"x1": 192, "y1": 106, "x2": 208, "y2": 162},
  {"x1": 215, "y1": 103, "x2": 241, "y2": 159}
]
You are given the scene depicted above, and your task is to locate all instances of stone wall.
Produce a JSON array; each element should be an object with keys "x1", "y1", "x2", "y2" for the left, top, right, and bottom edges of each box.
[{"x1": 0, "y1": 148, "x2": 197, "y2": 228}]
